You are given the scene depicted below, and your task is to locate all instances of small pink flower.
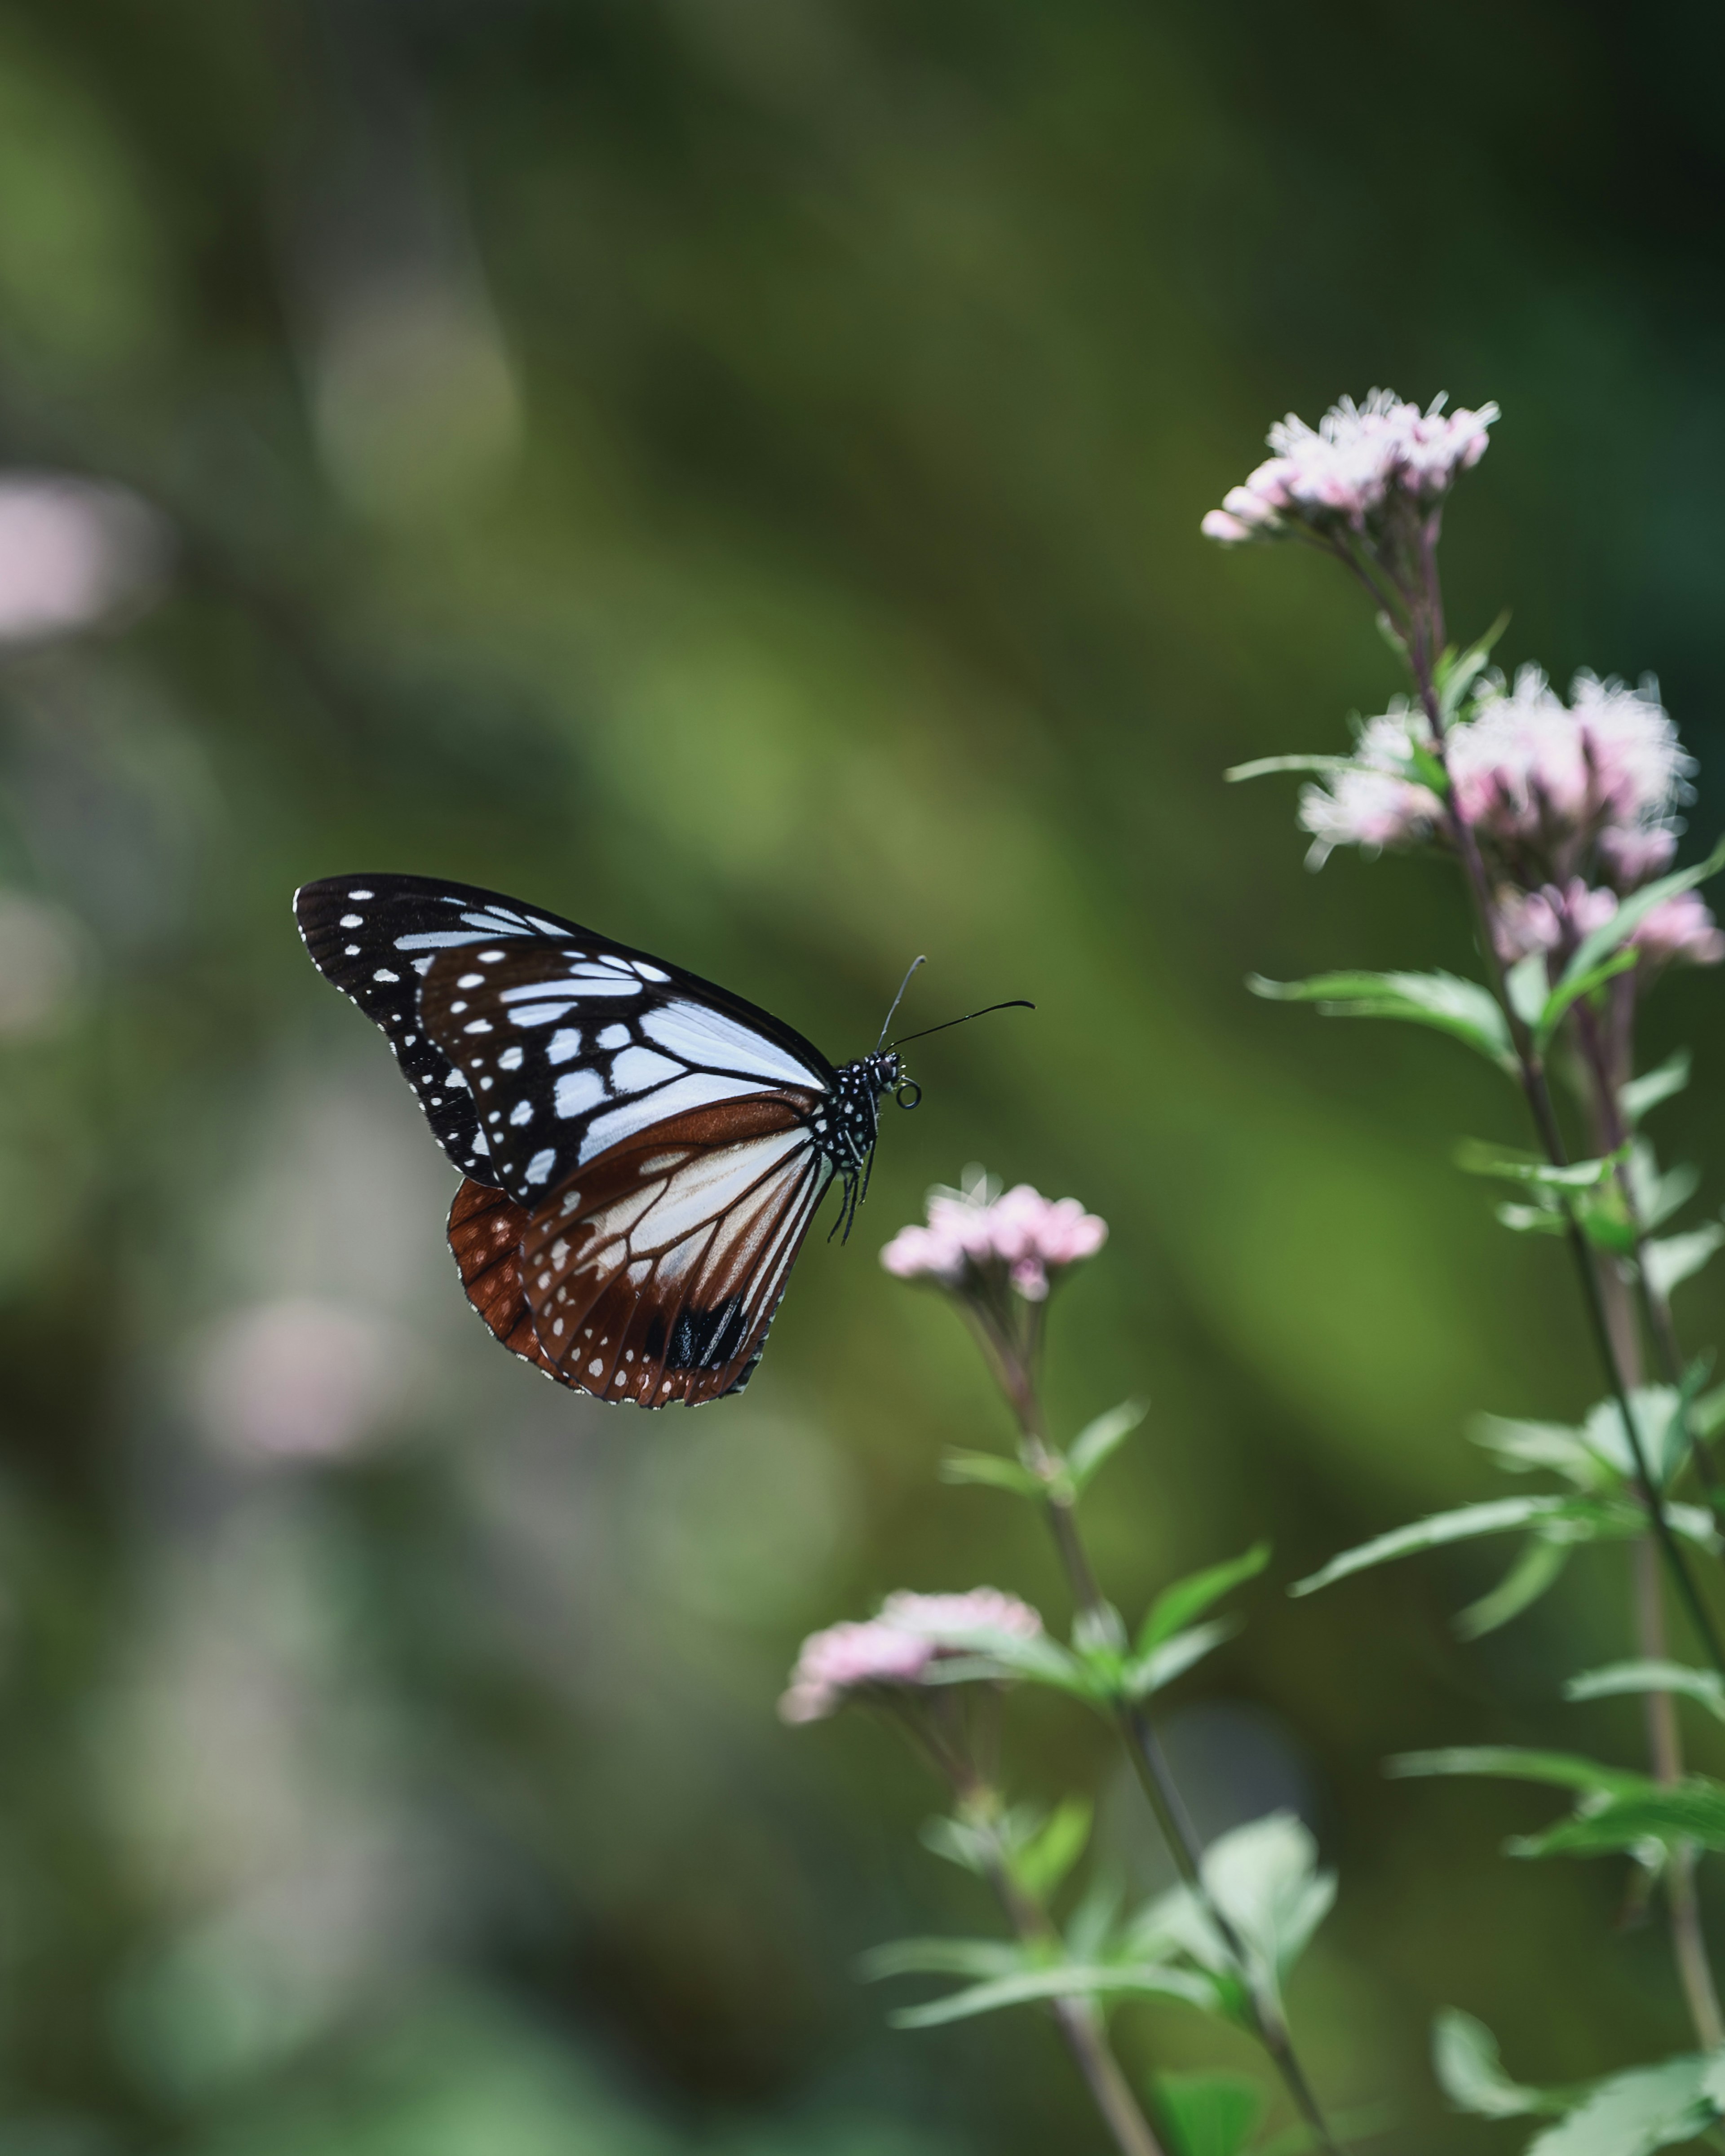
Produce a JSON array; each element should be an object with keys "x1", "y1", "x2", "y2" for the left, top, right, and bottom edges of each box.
[
  {"x1": 1493, "y1": 878, "x2": 1619, "y2": 963},
  {"x1": 1296, "y1": 705, "x2": 1444, "y2": 864},
  {"x1": 1451, "y1": 669, "x2": 1693, "y2": 847},
  {"x1": 779, "y1": 1588, "x2": 1043, "y2": 1723},
  {"x1": 881, "y1": 1178, "x2": 1107, "y2": 1301},
  {"x1": 1597, "y1": 825, "x2": 1678, "y2": 893},
  {"x1": 1633, "y1": 891, "x2": 1725, "y2": 969}
]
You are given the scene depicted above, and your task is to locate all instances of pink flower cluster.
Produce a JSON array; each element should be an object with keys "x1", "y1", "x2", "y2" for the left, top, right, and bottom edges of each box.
[
  {"x1": 881, "y1": 1179, "x2": 1108, "y2": 1303},
  {"x1": 1299, "y1": 671, "x2": 1698, "y2": 875},
  {"x1": 778, "y1": 1588, "x2": 1044, "y2": 1723},
  {"x1": 1495, "y1": 879, "x2": 1725, "y2": 971},
  {"x1": 1203, "y1": 390, "x2": 1497, "y2": 543}
]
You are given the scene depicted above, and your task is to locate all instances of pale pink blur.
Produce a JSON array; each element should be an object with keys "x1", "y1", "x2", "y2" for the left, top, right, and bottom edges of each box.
[
  {"x1": 778, "y1": 1587, "x2": 1043, "y2": 1723},
  {"x1": 0, "y1": 475, "x2": 169, "y2": 641}
]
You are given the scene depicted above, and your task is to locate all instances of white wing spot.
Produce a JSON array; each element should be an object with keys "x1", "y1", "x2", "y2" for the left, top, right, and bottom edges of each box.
[
  {"x1": 450, "y1": 1001, "x2": 468, "y2": 1014},
  {"x1": 588, "y1": 1359, "x2": 604, "y2": 1377},
  {"x1": 611, "y1": 1045, "x2": 681, "y2": 1094},
  {"x1": 498, "y1": 1046, "x2": 524, "y2": 1071},
  {"x1": 509, "y1": 1100, "x2": 532, "y2": 1126},
  {"x1": 631, "y1": 961, "x2": 671, "y2": 983},
  {"x1": 478, "y1": 949, "x2": 506, "y2": 962},
  {"x1": 340, "y1": 913, "x2": 364, "y2": 928},
  {"x1": 547, "y1": 1027, "x2": 583, "y2": 1066},
  {"x1": 457, "y1": 972, "x2": 486, "y2": 989},
  {"x1": 598, "y1": 1023, "x2": 630, "y2": 1050},
  {"x1": 472, "y1": 1131, "x2": 490, "y2": 1154},
  {"x1": 413, "y1": 957, "x2": 434, "y2": 976},
  {"x1": 554, "y1": 1068, "x2": 606, "y2": 1119},
  {"x1": 373, "y1": 968, "x2": 400, "y2": 983},
  {"x1": 550, "y1": 1239, "x2": 569, "y2": 1264},
  {"x1": 525, "y1": 1148, "x2": 557, "y2": 1185},
  {"x1": 508, "y1": 1003, "x2": 575, "y2": 1027},
  {"x1": 344, "y1": 945, "x2": 360, "y2": 956},
  {"x1": 537, "y1": 1270, "x2": 551, "y2": 1289},
  {"x1": 348, "y1": 888, "x2": 374, "y2": 900},
  {"x1": 552, "y1": 1319, "x2": 564, "y2": 1336},
  {"x1": 463, "y1": 1019, "x2": 494, "y2": 1034}
]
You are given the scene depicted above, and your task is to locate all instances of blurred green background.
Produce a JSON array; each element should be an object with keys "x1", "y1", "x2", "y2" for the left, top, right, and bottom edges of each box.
[{"x1": 3, "y1": 2, "x2": 1725, "y2": 2150}]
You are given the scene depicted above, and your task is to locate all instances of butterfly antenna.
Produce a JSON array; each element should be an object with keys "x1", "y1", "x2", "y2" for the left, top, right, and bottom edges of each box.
[
  {"x1": 891, "y1": 999, "x2": 1035, "y2": 1049},
  {"x1": 875, "y1": 955, "x2": 928, "y2": 1053}
]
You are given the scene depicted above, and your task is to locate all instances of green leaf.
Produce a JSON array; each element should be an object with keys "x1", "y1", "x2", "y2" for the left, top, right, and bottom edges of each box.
[
  {"x1": 920, "y1": 1816, "x2": 993, "y2": 1875},
  {"x1": 1141, "y1": 1544, "x2": 1272, "y2": 1652},
  {"x1": 858, "y1": 1937, "x2": 1026, "y2": 1983},
  {"x1": 918, "y1": 1631, "x2": 1100, "y2": 1700},
  {"x1": 1470, "y1": 1414, "x2": 1602, "y2": 1484},
  {"x1": 1536, "y1": 946, "x2": 1639, "y2": 1047},
  {"x1": 1645, "y1": 1224, "x2": 1725, "y2": 1299},
  {"x1": 1557, "y1": 835, "x2": 1725, "y2": 994},
  {"x1": 1495, "y1": 1200, "x2": 1572, "y2": 1237},
  {"x1": 1504, "y1": 951, "x2": 1550, "y2": 1031},
  {"x1": 1290, "y1": 1496, "x2": 1580, "y2": 1597},
  {"x1": 1155, "y1": 2073, "x2": 1267, "y2": 2156},
  {"x1": 1247, "y1": 970, "x2": 1513, "y2": 1072},
  {"x1": 1386, "y1": 1747, "x2": 1653, "y2": 1798},
  {"x1": 1224, "y1": 754, "x2": 1359, "y2": 783},
  {"x1": 1511, "y1": 1780, "x2": 1725, "y2": 1859},
  {"x1": 1436, "y1": 610, "x2": 1511, "y2": 723},
  {"x1": 1012, "y1": 1797, "x2": 1094, "y2": 1900},
  {"x1": 939, "y1": 1449, "x2": 1044, "y2": 1498},
  {"x1": 1640, "y1": 1156, "x2": 1702, "y2": 1232},
  {"x1": 1455, "y1": 1140, "x2": 1626, "y2": 1191},
  {"x1": 1528, "y1": 2054, "x2": 1725, "y2": 2156},
  {"x1": 1200, "y1": 1814, "x2": 1334, "y2": 2012},
  {"x1": 1433, "y1": 2009, "x2": 1564, "y2": 2118},
  {"x1": 888, "y1": 1962, "x2": 1218, "y2": 2028},
  {"x1": 1622, "y1": 1051, "x2": 1692, "y2": 1126},
  {"x1": 1067, "y1": 1400, "x2": 1148, "y2": 1494},
  {"x1": 1564, "y1": 1661, "x2": 1725, "y2": 1726},
  {"x1": 1453, "y1": 1534, "x2": 1573, "y2": 1641},
  {"x1": 1123, "y1": 1619, "x2": 1237, "y2": 1701}
]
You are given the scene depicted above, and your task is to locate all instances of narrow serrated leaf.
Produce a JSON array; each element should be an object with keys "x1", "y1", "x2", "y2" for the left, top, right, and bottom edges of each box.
[
  {"x1": 1645, "y1": 1225, "x2": 1725, "y2": 1299},
  {"x1": 1290, "y1": 1496, "x2": 1577, "y2": 1597},
  {"x1": 1248, "y1": 970, "x2": 1513, "y2": 1069},
  {"x1": 1453, "y1": 1534, "x2": 1572, "y2": 1641},
  {"x1": 1124, "y1": 1618, "x2": 1237, "y2": 1701},
  {"x1": 1386, "y1": 1747, "x2": 1653, "y2": 1798},
  {"x1": 1622, "y1": 1051, "x2": 1692, "y2": 1126},
  {"x1": 1564, "y1": 1661, "x2": 1725, "y2": 1726},
  {"x1": 858, "y1": 1937, "x2": 1026, "y2": 1983},
  {"x1": 939, "y1": 1450, "x2": 1044, "y2": 1498}
]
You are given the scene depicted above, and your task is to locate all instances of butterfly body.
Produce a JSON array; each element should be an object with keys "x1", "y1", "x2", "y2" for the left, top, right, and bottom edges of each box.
[{"x1": 294, "y1": 873, "x2": 903, "y2": 1407}]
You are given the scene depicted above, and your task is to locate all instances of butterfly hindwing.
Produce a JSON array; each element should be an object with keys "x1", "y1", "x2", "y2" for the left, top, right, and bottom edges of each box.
[
  {"x1": 418, "y1": 937, "x2": 835, "y2": 1212},
  {"x1": 511, "y1": 1095, "x2": 835, "y2": 1406},
  {"x1": 446, "y1": 1176, "x2": 570, "y2": 1384}
]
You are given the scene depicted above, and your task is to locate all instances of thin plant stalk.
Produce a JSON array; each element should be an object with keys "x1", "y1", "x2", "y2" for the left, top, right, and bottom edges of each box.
[
  {"x1": 902, "y1": 1710, "x2": 1170, "y2": 2156},
  {"x1": 1386, "y1": 563, "x2": 1725, "y2": 1682},
  {"x1": 965, "y1": 1308, "x2": 1344, "y2": 2156}
]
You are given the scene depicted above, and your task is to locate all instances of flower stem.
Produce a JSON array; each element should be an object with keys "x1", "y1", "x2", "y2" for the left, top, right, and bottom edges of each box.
[
  {"x1": 1402, "y1": 599, "x2": 1725, "y2": 1681},
  {"x1": 955, "y1": 1787, "x2": 1170, "y2": 2156},
  {"x1": 986, "y1": 1335, "x2": 1343, "y2": 2154}
]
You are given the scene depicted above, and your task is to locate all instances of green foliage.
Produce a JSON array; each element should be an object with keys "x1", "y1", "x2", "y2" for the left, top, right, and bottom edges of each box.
[
  {"x1": 1140, "y1": 1545, "x2": 1271, "y2": 1653},
  {"x1": 1154, "y1": 2073, "x2": 1266, "y2": 2156},
  {"x1": 1452, "y1": 1535, "x2": 1573, "y2": 1641},
  {"x1": 1247, "y1": 971, "x2": 1514, "y2": 1074},
  {"x1": 871, "y1": 1813, "x2": 1332, "y2": 2038},
  {"x1": 1439, "y1": 2012, "x2": 1725, "y2": 2156},
  {"x1": 1011, "y1": 1798, "x2": 1094, "y2": 1900},
  {"x1": 939, "y1": 1450, "x2": 1044, "y2": 1498},
  {"x1": 1066, "y1": 1400, "x2": 1150, "y2": 1494},
  {"x1": 1622, "y1": 1051, "x2": 1693, "y2": 1125},
  {"x1": 1557, "y1": 835, "x2": 1725, "y2": 991},
  {"x1": 1433, "y1": 2009, "x2": 1566, "y2": 2118},
  {"x1": 1564, "y1": 1661, "x2": 1725, "y2": 1726},
  {"x1": 1389, "y1": 1747, "x2": 1725, "y2": 1862}
]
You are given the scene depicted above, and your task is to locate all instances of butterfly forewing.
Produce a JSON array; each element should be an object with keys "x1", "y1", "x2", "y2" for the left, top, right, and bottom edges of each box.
[
  {"x1": 514, "y1": 1095, "x2": 834, "y2": 1406},
  {"x1": 418, "y1": 938, "x2": 834, "y2": 1212},
  {"x1": 294, "y1": 874, "x2": 593, "y2": 1181}
]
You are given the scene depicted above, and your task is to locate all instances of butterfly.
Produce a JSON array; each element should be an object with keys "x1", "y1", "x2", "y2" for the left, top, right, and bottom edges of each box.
[{"x1": 293, "y1": 873, "x2": 1017, "y2": 1409}]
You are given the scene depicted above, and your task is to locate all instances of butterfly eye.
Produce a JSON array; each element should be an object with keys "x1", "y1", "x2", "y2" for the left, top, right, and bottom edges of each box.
[{"x1": 894, "y1": 1080, "x2": 922, "y2": 1110}]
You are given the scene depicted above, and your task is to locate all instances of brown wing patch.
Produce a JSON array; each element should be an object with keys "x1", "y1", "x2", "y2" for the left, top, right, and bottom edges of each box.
[
  {"x1": 518, "y1": 1093, "x2": 833, "y2": 1408},
  {"x1": 446, "y1": 1177, "x2": 569, "y2": 1384}
]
